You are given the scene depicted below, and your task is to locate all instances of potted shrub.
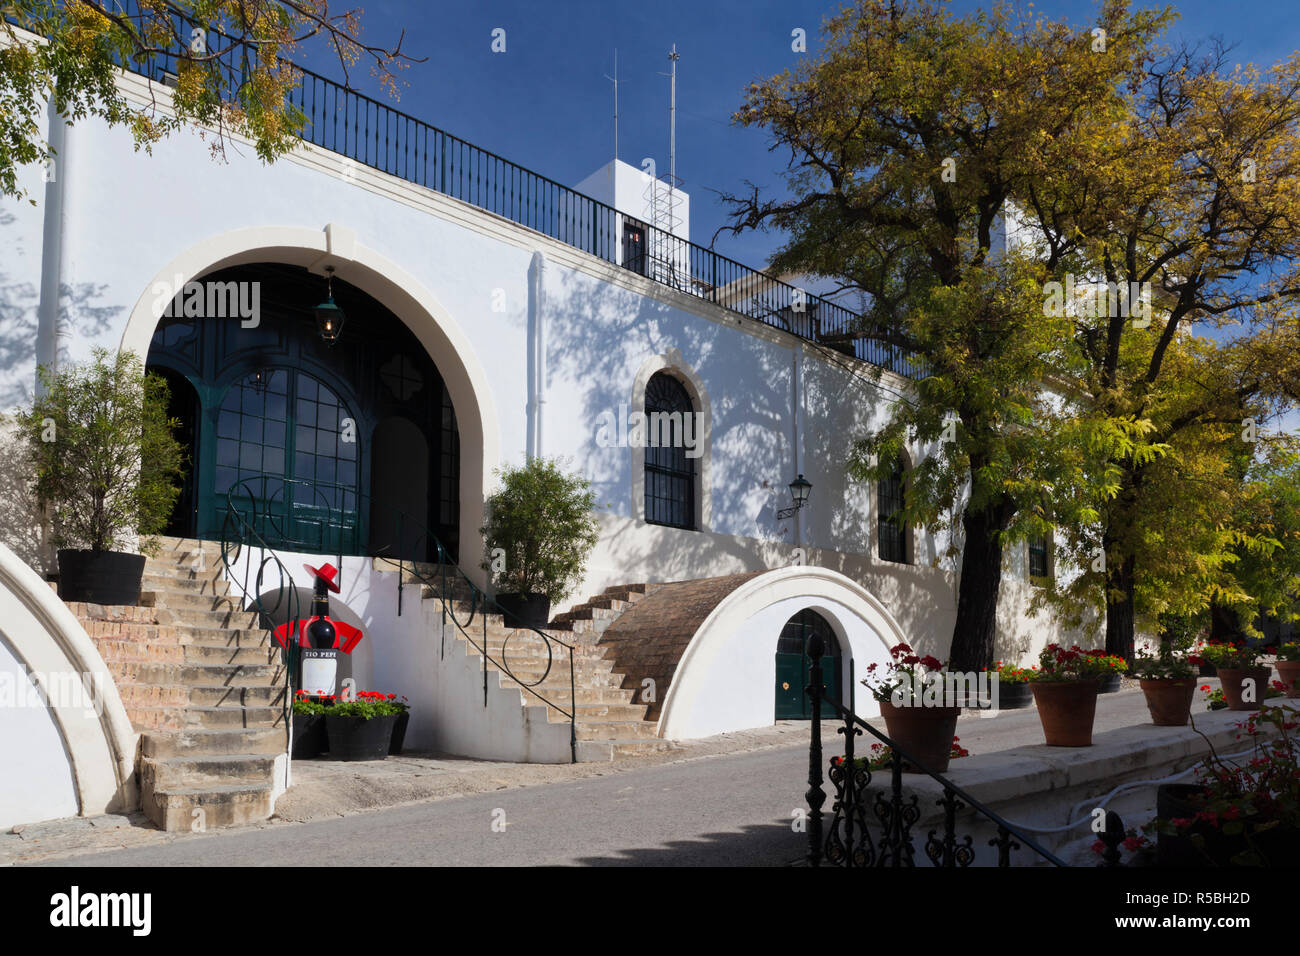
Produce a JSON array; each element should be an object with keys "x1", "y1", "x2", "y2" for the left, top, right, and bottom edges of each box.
[
  {"x1": 1028, "y1": 644, "x2": 1120, "y2": 746},
  {"x1": 1133, "y1": 647, "x2": 1203, "y2": 726},
  {"x1": 15, "y1": 348, "x2": 184, "y2": 605},
  {"x1": 1198, "y1": 641, "x2": 1273, "y2": 711},
  {"x1": 324, "y1": 691, "x2": 404, "y2": 761},
  {"x1": 1276, "y1": 643, "x2": 1300, "y2": 699},
  {"x1": 480, "y1": 458, "x2": 600, "y2": 628},
  {"x1": 291, "y1": 690, "x2": 328, "y2": 759},
  {"x1": 1152, "y1": 704, "x2": 1300, "y2": 866},
  {"x1": 862, "y1": 643, "x2": 960, "y2": 772},
  {"x1": 982, "y1": 661, "x2": 1036, "y2": 710}
]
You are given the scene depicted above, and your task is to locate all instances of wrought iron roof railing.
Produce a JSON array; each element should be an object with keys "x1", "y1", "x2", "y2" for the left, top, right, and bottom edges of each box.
[{"x1": 84, "y1": 1, "x2": 926, "y2": 380}]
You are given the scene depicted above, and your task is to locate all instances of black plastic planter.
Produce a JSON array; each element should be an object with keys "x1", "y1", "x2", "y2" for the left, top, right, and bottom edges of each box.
[
  {"x1": 1099, "y1": 673, "x2": 1123, "y2": 694},
  {"x1": 56, "y1": 549, "x2": 146, "y2": 606},
  {"x1": 995, "y1": 682, "x2": 1035, "y2": 709},
  {"x1": 389, "y1": 711, "x2": 410, "y2": 755},
  {"x1": 291, "y1": 713, "x2": 327, "y2": 759},
  {"x1": 495, "y1": 592, "x2": 551, "y2": 629},
  {"x1": 326, "y1": 714, "x2": 397, "y2": 761}
]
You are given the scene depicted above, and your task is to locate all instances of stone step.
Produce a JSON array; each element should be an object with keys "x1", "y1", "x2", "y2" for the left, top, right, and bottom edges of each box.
[
  {"x1": 142, "y1": 589, "x2": 246, "y2": 612},
  {"x1": 574, "y1": 738, "x2": 675, "y2": 761},
  {"x1": 187, "y1": 684, "x2": 285, "y2": 708},
  {"x1": 115, "y1": 660, "x2": 287, "y2": 688},
  {"x1": 92, "y1": 639, "x2": 185, "y2": 665},
  {"x1": 158, "y1": 605, "x2": 263, "y2": 628},
  {"x1": 181, "y1": 643, "x2": 281, "y2": 666},
  {"x1": 141, "y1": 727, "x2": 285, "y2": 758},
  {"x1": 117, "y1": 683, "x2": 190, "y2": 709},
  {"x1": 506, "y1": 684, "x2": 639, "y2": 706},
  {"x1": 141, "y1": 783, "x2": 275, "y2": 831},
  {"x1": 570, "y1": 719, "x2": 662, "y2": 741},
  {"x1": 141, "y1": 571, "x2": 232, "y2": 596},
  {"x1": 185, "y1": 705, "x2": 281, "y2": 729},
  {"x1": 141, "y1": 753, "x2": 279, "y2": 790}
]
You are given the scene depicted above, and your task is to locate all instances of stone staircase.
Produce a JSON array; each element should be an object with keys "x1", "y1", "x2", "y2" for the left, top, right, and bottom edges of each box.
[
  {"x1": 70, "y1": 536, "x2": 286, "y2": 830},
  {"x1": 389, "y1": 562, "x2": 672, "y2": 760}
]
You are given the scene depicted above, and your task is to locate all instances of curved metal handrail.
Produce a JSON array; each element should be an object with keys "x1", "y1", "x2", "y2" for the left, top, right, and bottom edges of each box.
[
  {"x1": 380, "y1": 506, "x2": 578, "y2": 763},
  {"x1": 218, "y1": 503, "x2": 305, "y2": 754}
]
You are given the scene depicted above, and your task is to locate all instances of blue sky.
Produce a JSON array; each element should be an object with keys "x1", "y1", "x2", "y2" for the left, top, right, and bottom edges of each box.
[{"x1": 307, "y1": 1, "x2": 1300, "y2": 278}]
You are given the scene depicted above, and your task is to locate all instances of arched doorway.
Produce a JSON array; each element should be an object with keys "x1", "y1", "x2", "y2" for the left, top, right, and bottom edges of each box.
[
  {"x1": 146, "y1": 262, "x2": 460, "y2": 561},
  {"x1": 775, "y1": 609, "x2": 842, "y2": 719}
]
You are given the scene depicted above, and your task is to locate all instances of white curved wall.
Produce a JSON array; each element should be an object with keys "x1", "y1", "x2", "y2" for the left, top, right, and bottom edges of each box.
[
  {"x1": 0, "y1": 543, "x2": 138, "y2": 828},
  {"x1": 658, "y1": 568, "x2": 904, "y2": 740}
]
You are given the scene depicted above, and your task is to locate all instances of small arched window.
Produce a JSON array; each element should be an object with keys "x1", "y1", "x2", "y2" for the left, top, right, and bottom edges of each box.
[
  {"x1": 643, "y1": 371, "x2": 696, "y2": 530},
  {"x1": 877, "y1": 458, "x2": 909, "y2": 564}
]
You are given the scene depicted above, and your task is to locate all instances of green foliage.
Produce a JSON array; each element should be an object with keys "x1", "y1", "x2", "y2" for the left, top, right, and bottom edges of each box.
[
  {"x1": 480, "y1": 458, "x2": 600, "y2": 604},
  {"x1": 14, "y1": 347, "x2": 184, "y2": 552},
  {"x1": 1, "y1": 0, "x2": 416, "y2": 201}
]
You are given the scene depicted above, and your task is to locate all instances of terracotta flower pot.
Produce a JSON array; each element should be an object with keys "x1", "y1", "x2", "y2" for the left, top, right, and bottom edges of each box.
[
  {"x1": 1216, "y1": 667, "x2": 1273, "y2": 711},
  {"x1": 878, "y1": 699, "x2": 961, "y2": 773},
  {"x1": 1139, "y1": 678, "x2": 1196, "y2": 726},
  {"x1": 1275, "y1": 660, "x2": 1300, "y2": 699},
  {"x1": 1029, "y1": 681, "x2": 1099, "y2": 746}
]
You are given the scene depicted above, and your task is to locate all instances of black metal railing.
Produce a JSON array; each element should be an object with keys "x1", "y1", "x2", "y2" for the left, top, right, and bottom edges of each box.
[
  {"x1": 74, "y1": 1, "x2": 926, "y2": 380},
  {"x1": 217, "y1": 474, "x2": 580, "y2": 762},
  {"x1": 804, "y1": 633, "x2": 1123, "y2": 867},
  {"x1": 218, "y1": 504, "x2": 303, "y2": 754}
]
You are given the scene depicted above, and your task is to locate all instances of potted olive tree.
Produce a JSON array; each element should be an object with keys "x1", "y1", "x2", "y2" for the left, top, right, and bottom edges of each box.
[
  {"x1": 480, "y1": 458, "x2": 600, "y2": 628},
  {"x1": 17, "y1": 348, "x2": 184, "y2": 605}
]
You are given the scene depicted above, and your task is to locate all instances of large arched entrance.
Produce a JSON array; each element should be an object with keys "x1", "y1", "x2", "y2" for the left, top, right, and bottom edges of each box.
[{"x1": 146, "y1": 262, "x2": 461, "y2": 561}]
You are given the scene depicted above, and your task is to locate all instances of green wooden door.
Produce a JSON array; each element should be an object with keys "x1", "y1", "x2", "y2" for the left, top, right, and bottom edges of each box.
[{"x1": 774, "y1": 610, "x2": 842, "y2": 719}]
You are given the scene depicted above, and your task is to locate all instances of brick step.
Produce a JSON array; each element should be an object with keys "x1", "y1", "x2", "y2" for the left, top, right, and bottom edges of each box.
[
  {"x1": 552, "y1": 605, "x2": 622, "y2": 623},
  {"x1": 187, "y1": 684, "x2": 285, "y2": 707},
  {"x1": 92, "y1": 639, "x2": 185, "y2": 664},
  {"x1": 141, "y1": 783, "x2": 274, "y2": 830},
  {"x1": 141, "y1": 727, "x2": 285, "y2": 758},
  {"x1": 81, "y1": 618, "x2": 270, "y2": 647},
  {"x1": 122, "y1": 707, "x2": 184, "y2": 732},
  {"x1": 116, "y1": 683, "x2": 190, "y2": 709}
]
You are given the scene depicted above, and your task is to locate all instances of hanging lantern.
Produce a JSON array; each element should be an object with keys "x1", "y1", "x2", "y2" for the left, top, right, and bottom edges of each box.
[{"x1": 314, "y1": 267, "x2": 346, "y2": 345}]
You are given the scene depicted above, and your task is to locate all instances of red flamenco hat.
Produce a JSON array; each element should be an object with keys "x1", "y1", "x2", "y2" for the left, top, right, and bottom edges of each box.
[{"x1": 304, "y1": 562, "x2": 341, "y2": 593}]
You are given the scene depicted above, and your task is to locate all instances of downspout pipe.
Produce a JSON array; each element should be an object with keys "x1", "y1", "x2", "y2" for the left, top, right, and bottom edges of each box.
[
  {"x1": 36, "y1": 94, "x2": 71, "y2": 396},
  {"x1": 793, "y1": 346, "x2": 805, "y2": 549},
  {"x1": 526, "y1": 251, "x2": 547, "y2": 461}
]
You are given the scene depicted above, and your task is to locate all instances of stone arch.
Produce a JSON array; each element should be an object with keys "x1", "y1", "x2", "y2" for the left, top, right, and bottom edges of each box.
[
  {"x1": 118, "y1": 224, "x2": 500, "y2": 583},
  {"x1": 630, "y1": 349, "x2": 713, "y2": 532},
  {"x1": 656, "y1": 567, "x2": 906, "y2": 740}
]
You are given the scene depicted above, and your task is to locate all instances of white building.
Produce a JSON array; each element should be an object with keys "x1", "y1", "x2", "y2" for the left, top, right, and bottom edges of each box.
[{"x1": 0, "y1": 28, "x2": 1071, "y2": 830}]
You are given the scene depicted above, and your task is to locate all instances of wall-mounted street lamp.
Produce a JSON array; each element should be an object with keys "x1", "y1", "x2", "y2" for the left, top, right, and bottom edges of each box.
[
  {"x1": 314, "y1": 267, "x2": 346, "y2": 345},
  {"x1": 777, "y1": 474, "x2": 812, "y2": 520}
]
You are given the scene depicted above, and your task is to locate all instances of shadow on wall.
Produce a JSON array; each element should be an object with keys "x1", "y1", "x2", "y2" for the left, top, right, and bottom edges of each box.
[{"x1": 0, "y1": 415, "x2": 47, "y2": 573}]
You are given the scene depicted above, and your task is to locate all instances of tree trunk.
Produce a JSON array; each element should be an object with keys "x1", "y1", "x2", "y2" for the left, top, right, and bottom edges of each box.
[
  {"x1": 1209, "y1": 601, "x2": 1242, "y2": 644},
  {"x1": 948, "y1": 503, "x2": 1007, "y2": 672},
  {"x1": 1104, "y1": 546, "x2": 1136, "y2": 664}
]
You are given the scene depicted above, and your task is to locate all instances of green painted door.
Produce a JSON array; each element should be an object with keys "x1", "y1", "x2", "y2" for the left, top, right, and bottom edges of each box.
[{"x1": 774, "y1": 610, "x2": 843, "y2": 719}]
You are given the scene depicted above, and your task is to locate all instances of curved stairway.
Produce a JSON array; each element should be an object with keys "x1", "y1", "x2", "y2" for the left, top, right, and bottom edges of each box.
[{"x1": 71, "y1": 537, "x2": 285, "y2": 830}]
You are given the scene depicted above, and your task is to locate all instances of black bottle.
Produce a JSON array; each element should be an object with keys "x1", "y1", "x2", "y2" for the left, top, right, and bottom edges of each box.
[{"x1": 305, "y1": 579, "x2": 336, "y2": 649}]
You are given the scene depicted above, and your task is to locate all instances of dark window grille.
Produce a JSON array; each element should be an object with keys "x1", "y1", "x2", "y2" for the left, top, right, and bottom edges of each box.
[
  {"x1": 1029, "y1": 535, "x2": 1051, "y2": 579},
  {"x1": 644, "y1": 372, "x2": 696, "y2": 530},
  {"x1": 622, "y1": 222, "x2": 647, "y2": 276},
  {"x1": 877, "y1": 460, "x2": 908, "y2": 564}
]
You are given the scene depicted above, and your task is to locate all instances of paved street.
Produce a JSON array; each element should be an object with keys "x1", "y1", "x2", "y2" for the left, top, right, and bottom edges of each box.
[{"x1": 52, "y1": 743, "x2": 812, "y2": 867}]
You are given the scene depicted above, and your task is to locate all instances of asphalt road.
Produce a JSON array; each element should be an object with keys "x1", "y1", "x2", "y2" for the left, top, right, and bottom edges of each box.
[{"x1": 50, "y1": 744, "x2": 813, "y2": 867}]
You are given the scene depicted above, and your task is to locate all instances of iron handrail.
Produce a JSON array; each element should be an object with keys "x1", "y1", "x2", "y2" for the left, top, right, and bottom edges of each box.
[
  {"x1": 218, "y1": 503, "x2": 304, "y2": 755},
  {"x1": 806, "y1": 650, "x2": 1074, "y2": 867},
  {"x1": 68, "y1": 1, "x2": 927, "y2": 380},
  {"x1": 380, "y1": 507, "x2": 579, "y2": 764}
]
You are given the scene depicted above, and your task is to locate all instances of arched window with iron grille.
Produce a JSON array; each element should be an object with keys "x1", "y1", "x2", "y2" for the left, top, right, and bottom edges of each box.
[
  {"x1": 877, "y1": 458, "x2": 909, "y2": 564},
  {"x1": 643, "y1": 371, "x2": 696, "y2": 530}
]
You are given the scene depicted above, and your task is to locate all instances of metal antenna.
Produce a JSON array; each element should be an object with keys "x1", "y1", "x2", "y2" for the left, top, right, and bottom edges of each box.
[
  {"x1": 602, "y1": 49, "x2": 619, "y2": 163},
  {"x1": 668, "y1": 44, "x2": 679, "y2": 216}
]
